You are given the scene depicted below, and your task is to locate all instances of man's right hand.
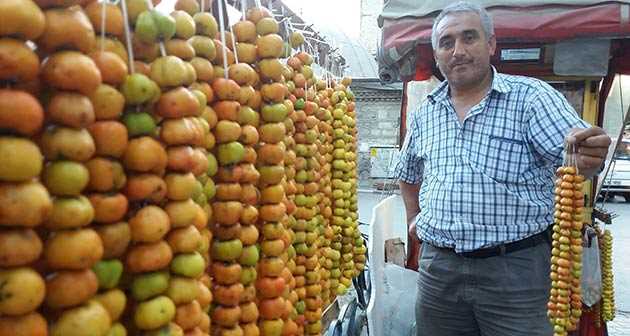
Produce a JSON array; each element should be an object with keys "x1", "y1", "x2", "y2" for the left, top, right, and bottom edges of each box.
[{"x1": 406, "y1": 220, "x2": 421, "y2": 271}]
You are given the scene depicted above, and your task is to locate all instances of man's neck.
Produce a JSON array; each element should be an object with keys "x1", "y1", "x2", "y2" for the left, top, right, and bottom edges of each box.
[{"x1": 449, "y1": 68, "x2": 494, "y2": 102}]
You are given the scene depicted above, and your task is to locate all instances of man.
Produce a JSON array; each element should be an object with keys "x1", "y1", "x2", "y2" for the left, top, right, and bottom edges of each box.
[{"x1": 394, "y1": 2, "x2": 611, "y2": 335}]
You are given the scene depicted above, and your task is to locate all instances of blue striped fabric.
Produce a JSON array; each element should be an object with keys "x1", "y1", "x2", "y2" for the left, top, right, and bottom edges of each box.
[{"x1": 394, "y1": 68, "x2": 590, "y2": 252}]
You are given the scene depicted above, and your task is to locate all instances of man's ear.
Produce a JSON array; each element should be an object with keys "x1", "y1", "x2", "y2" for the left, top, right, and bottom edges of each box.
[{"x1": 488, "y1": 34, "x2": 497, "y2": 56}]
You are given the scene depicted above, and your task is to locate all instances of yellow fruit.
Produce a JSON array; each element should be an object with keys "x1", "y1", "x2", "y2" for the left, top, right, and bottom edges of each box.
[
  {"x1": 50, "y1": 300, "x2": 111, "y2": 336},
  {"x1": 0, "y1": 137, "x2": 42, "y2": 182}
]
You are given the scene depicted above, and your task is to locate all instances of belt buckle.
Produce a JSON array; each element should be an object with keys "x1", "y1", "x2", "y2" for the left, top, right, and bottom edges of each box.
[{"x1": 498, "y1": 244, "x2": 506, "y2": 256}]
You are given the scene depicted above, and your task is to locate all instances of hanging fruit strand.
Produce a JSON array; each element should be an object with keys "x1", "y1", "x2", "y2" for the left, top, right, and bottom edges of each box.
[
  {"x1": 120, "y1": 0, "x2": 136, "y2": 73},
  {"x1": 601, "y1": 228, "x2": 615, "y2": 322},
  {"x1": 548, "y1": 143, "x2": 585, "y2": 336}
]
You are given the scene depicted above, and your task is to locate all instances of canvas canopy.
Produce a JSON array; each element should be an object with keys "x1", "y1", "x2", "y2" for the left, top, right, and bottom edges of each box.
[{"x1": 378, "y1": 1, "x2": 630, "y2": 82}]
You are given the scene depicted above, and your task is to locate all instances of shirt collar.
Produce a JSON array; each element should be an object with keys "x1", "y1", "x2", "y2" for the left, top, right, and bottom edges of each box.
[{"x1": 427, "y1": 66, "x2": 512, "y2": 104}]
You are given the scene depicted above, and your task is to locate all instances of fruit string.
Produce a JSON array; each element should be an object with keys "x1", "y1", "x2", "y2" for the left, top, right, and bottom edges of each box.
[
  {"x1": 119, "y1": 0, "x2": 136, "y2": 73},
  {"x1": 101, "y1": 0, "x2": 107, "y2": 53},
  {"x1": 227, "y1": 11, "x2": 239, "y2": 64},
  {"x1": 217, "y1": 0, "x2": 229, "y2": 78},
  {"x1": 240, "y1": 0, "x2": 247, "y2": 21}
]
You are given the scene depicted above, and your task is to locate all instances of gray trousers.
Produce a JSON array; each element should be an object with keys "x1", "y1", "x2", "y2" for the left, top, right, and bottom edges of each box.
[{"x1": 415, "y1": 242, "x2": 553, "y2": 336}]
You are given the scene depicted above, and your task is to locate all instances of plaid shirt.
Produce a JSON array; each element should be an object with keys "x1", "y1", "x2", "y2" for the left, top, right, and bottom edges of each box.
[{"x1": 395, "y1": 68, "x2": 590, "y2": 252}]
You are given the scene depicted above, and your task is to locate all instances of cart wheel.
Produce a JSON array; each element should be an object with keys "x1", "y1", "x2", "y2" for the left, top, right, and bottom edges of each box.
[{"x1": 624, "y1": 193, "x2": 630, "y2": 202}]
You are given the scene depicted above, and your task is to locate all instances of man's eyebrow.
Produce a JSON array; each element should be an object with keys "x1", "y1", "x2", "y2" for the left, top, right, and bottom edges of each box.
[
  {"x1": 462, "y1": 29, "x2": 480, "y2": 36},
  {"x1": 439, "y1": 28, "x2": 480, "y2": 42}
]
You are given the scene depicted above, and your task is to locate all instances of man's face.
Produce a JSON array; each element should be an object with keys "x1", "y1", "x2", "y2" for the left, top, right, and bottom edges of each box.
[{"x1": 433, "y1": 12, "x2": 496, "y2": 89}]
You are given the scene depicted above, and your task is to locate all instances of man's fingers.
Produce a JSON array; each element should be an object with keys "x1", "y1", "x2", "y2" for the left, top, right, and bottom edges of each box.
[
  {"x1": 578, "y1": 146, "x2": 608, "y2": 158},
  {"x1": 581, "y1": 134, "x2": 612, "y2": 148},
  {"x1": 578, "y1": 154, "x2": 605, "y2": 169},
  {"x1": 566, "y1": 127, "x2": 607, "y2": 145}
]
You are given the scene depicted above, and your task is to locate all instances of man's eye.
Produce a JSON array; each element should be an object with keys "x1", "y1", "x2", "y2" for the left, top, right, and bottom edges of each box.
[
  {"x1": 440, "y1": 40, "x2": 454, "y2": 49},
  {"x1": 464, "y1": 33, "x2": 477, "y2": 42}
]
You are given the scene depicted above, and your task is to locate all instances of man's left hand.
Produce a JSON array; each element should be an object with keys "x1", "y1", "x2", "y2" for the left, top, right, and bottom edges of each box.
[{"x1": 565, "y1": 127, "x2": 611, "y2": 177}]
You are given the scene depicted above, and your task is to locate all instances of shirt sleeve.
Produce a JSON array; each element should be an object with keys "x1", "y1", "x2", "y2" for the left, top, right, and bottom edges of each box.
[
  {"x1": 525, "y1": 82, "x2": 591, "y2": 167},
  {"x1": 394, "y1": 106, "x2": 424, "y2": 184}
]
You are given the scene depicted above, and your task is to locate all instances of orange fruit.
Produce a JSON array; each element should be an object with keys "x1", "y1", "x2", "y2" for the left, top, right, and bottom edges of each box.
[
  {"x1": 89, "y1": 51, "x2": 128, "y2": 86},
  {"x1": 47, "y1": 92, "x2": 95, "y2": 129},
  {"x1": 37, "y1": 6, "x2": 96, "y2": 54},
  {"x1": 84, "y1": 1, "x2": 123, "y2": 38},
  {"x1": 41, "y1": 51, "x2": 102, "y2": 95},
  {"x1": 89, "y1": 192, "x2": 128, "y2": 224},
  {"x1": 89, "y1": 84, "x2": 125, "y2": 120},
  {"x1": 0, "y1": 89, "x2": 43, "y2": 136},
  {"x1": 88, "y1": 121, "x2": 128, "y2": 158},
  {"x1": 0, "y1": 38, "x2": 39, "y2": 82}
]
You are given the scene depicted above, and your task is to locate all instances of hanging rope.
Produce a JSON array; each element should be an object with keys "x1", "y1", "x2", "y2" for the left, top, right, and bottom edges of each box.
[
  {"x1": 217, "y1": 0, "x2": 229, "y2": 78},
  {"x1": 119, "y1": 0, "x2": 136, "y2": 73},
  {"x1": 100, "y1": 0, "x2": 107, "y2": 52},
  {"x1": 227, "y1": 7, "x2": 239, "y2": 64}
]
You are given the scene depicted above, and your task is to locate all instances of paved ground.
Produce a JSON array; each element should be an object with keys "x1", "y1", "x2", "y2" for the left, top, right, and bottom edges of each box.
[{"x1": 357, "y1": 191, "x2": 630, "y2": 335}]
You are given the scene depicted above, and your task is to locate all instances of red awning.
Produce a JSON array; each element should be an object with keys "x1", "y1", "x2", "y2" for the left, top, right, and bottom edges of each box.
[{"x1": 379, "y1": 2, "x2": 630, "y2": 82}]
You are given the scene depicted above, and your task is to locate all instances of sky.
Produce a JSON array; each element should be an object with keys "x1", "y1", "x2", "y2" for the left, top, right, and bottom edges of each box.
[
  {"x1": 281, "y1": 0, "x2": 361, "y2": 39},
  {"x1": 156, "y1": 0, "x2": 361, "y2": 39}
]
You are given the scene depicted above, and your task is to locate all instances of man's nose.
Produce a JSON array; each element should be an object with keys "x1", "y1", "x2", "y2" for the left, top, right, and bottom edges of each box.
[{"x1": 452, "y1": 38, "x2": 466, "y2": 57}]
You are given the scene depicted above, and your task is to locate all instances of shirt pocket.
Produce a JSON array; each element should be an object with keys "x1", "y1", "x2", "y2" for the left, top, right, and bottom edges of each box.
[{"x1": 467, "y1": 135, "x2": 532, "y2": 184}]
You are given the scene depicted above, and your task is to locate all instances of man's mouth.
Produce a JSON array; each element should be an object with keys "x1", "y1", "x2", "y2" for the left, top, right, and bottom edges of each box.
[{"x1": 452, "y1": 62, "x2": 470, "y2": 69}]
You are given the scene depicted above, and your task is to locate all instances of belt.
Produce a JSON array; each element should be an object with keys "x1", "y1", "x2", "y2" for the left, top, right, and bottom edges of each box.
[{"x1": 434, "y1": 227, "x2": 552, "y2": 259}]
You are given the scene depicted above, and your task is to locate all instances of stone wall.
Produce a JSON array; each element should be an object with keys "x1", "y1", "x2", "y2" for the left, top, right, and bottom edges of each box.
[{"x1": 352, "y1": 79, "x2": 403, "y2": 188}]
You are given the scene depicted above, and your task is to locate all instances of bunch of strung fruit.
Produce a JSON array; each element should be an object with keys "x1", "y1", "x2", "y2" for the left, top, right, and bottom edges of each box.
[{"x1": 548, "y1": 165, "x2": 585, "y2": 336}]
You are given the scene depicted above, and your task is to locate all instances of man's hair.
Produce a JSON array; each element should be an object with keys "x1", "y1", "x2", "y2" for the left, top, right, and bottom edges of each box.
[{"x1": 431, "y1": 1, "x2": 495, "y2": 49}]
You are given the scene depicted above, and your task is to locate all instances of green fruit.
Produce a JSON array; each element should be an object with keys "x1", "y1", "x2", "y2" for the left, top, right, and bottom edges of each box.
[
  {"x1": 135, "y1": 11, "x2": 158, "y2": 43},
  {"x1": 211, "y1": 239, "x2": 243, "y2": 262},
  {"x1": 191, "y1": 90, "x2": 207, "y2": 111},
  {"x1": 123, "y1": 112, "x2": 156, "y2": 137},
  {"x1": 166, "y1": 277, "x2": 199, "y2": 305},
  {"x1": 295, "y1": 300, "x2": 306, "y2": 314},
  {"x1": 151, "y1": 10, "x2": 176, "y2": 40},
  {"x1": 143, "y1": 323, "x2": 183, "y2": 336},
  {"x1": 217, "y1": 141, "x2": 245, "y2": 165},
  {"x1": 51, "y1": 301, "x2": 111, "y2": 336},
  {"x1": 203, "y1": 179, "x2": 215, "y2": 200},
  {"x1": 171, "y1": 10, "x2": 196, "y2": 39},
  {"x1": 188, "y1": 35, "x2": 216, "y2": 60},
  {"x1": 92, "y1": 260, "x2": 123, "y2": 290},
  {"x1": 193, "y1": 12, "x2": 218, "y2": 37},
  {"x1": 170, "y1": 252, "x2": 205, "y2": 278},
  {"x1": 261, "y1": 103, "x2": 288, "y2": 122},
  {"x1": 240, "y1": 266, "x2": 257, "y2": 285},
  {"x1": 131, "y1": 271, "x2": 170, "y2": 301},
  {"x1": 191, "y1": 179, "x2": 203, "y2": 199},
  {"x1": 42, "y1": 161, "x2": 89, "y2": 196},
  {"x1": 206, "y1": 153, "x2": 218, "y2": 176},
  {"x1": 134, "y1": 296, "x2": 175, "y2": 330},
  {"x1": 294, "y1": 98, "x2": 305, "y2": 110},
  {"x1": 121, "y1": 74, "x2": 158, "y2": 105},
  {"x1": 239, "y1": 245, "x2": 260, "y2": 267},
  {"x1": 238, "y1": 106, "x2": 259, "y2": 126},
  {"x1": 106, "y1": 322, "x2": 127, "y2": 336}
]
